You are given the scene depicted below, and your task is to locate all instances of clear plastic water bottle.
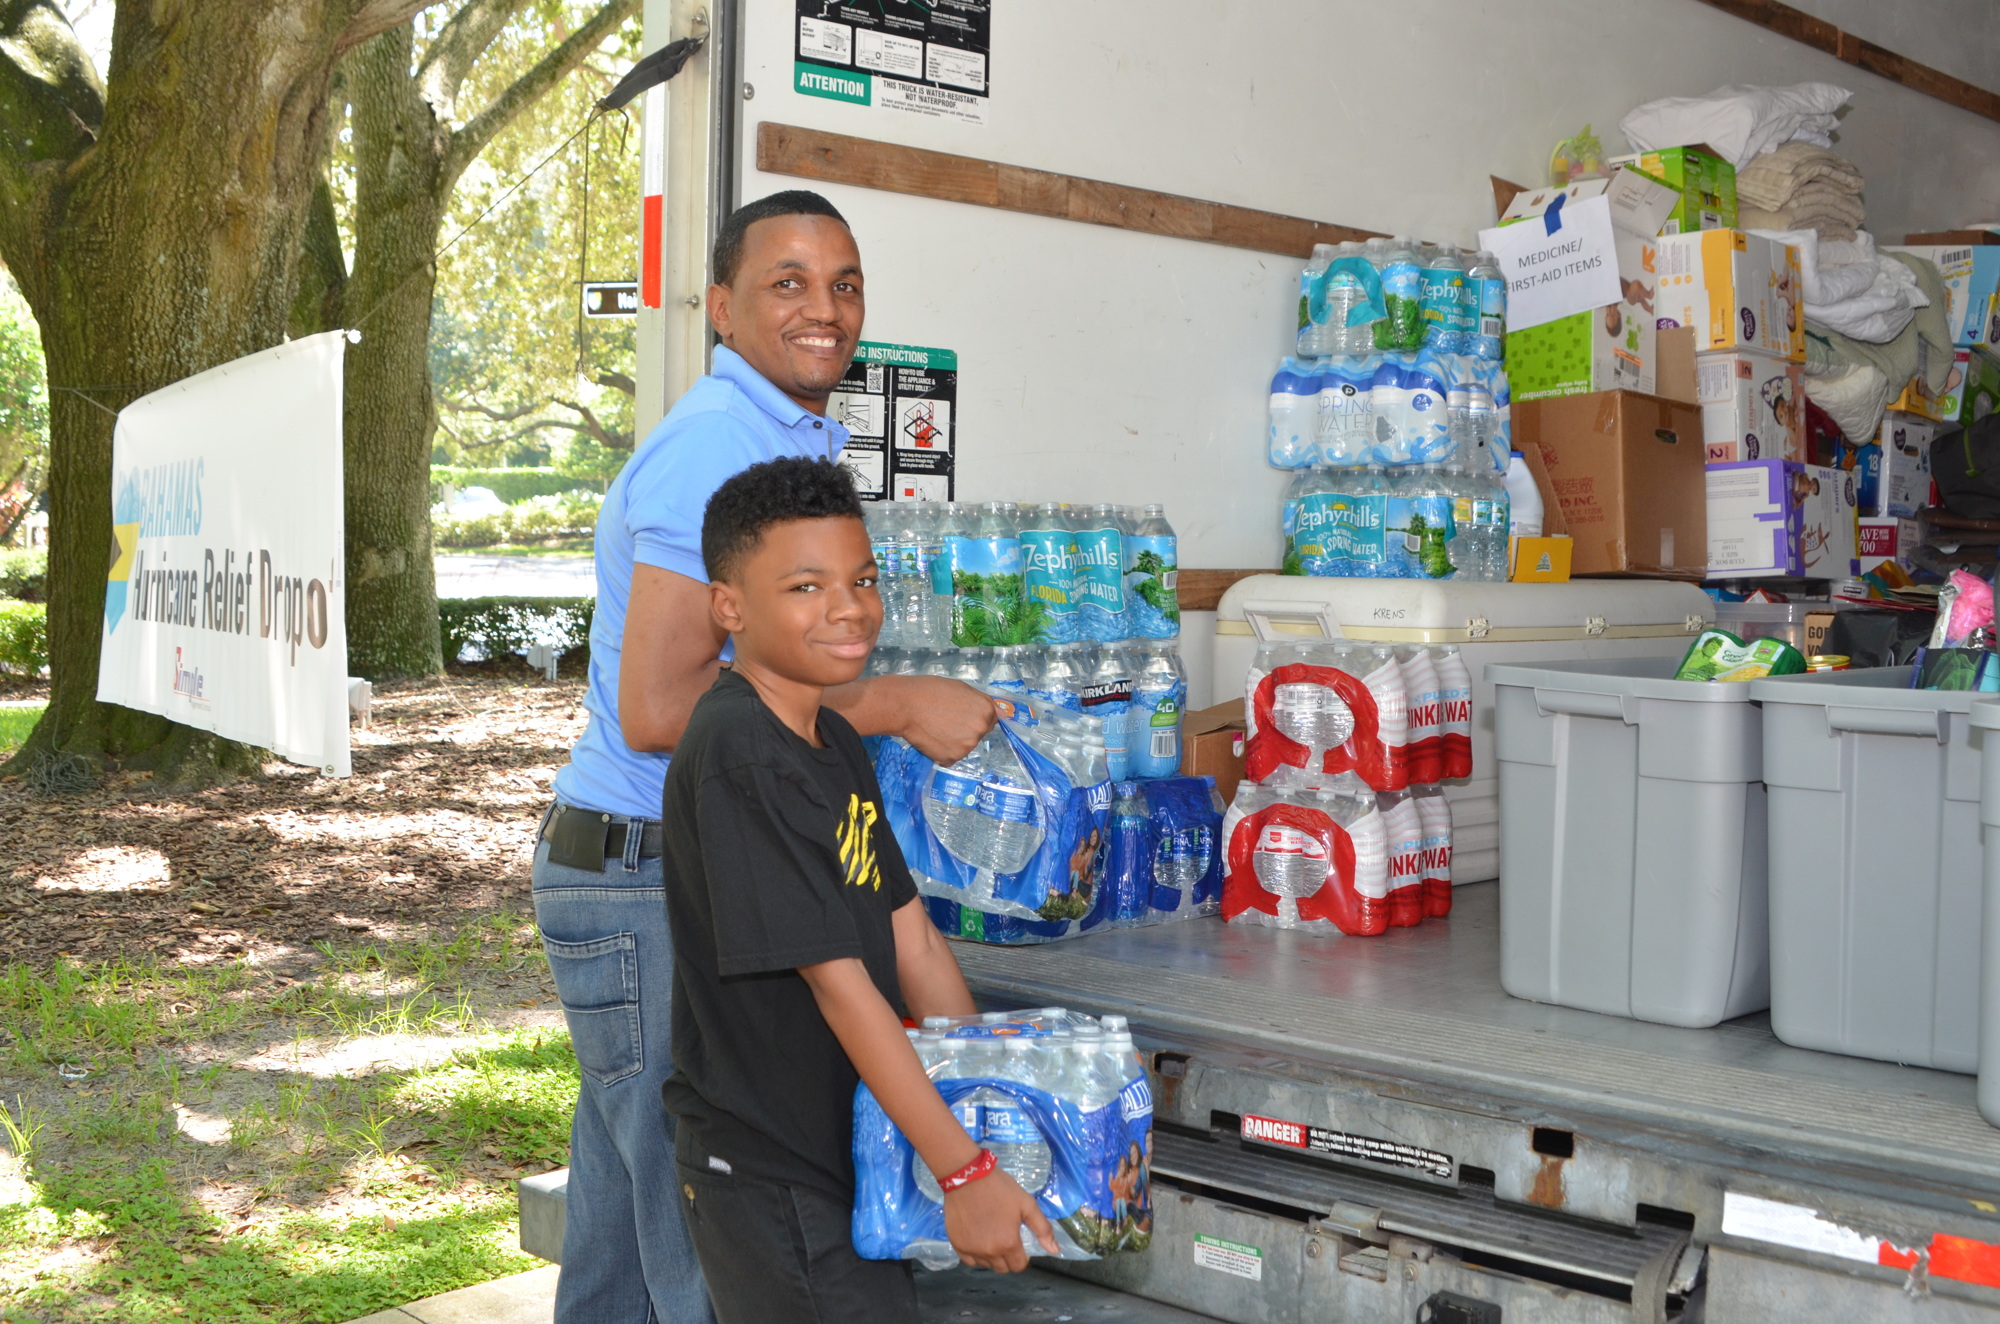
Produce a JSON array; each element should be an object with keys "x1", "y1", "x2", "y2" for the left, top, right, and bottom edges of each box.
[
  {"x1": 923, "y1": 742, "x2": 987, "y2": 864},
  {"x1": 1446, "y1": 367, "x2": 1474, "y2": 467},
  {"x1": 1316, "y1": 355, "x2": 1374, "y2": 468},
  {"x1": 984, "y1": 646, "x2": 1027, "y2": 695},
  {"x1": 1322, "y1": 241, "x2": 1375, "y2": 356},
  {"x1": 1478, "y1": 465, "x2": 1512, "y2": 582},
  {"x1": 1074, "y1": 505, "x2": 1129, "y2": 644},
  {"x1": 1419, "y1": 245, "x2": 1468, "y2": 353},
  {"x1": 1033, "y1": 642, "x2": 1089, "y2": 714},
  {"x1": 1443, "y1": 465, "x2": 1479, "y2": 582},
  {"x1": 1125, "y1": 504, "x2": 1179, "y2": 640},
  {"x1": 1469, "y1": 249, "x2": 1507, "y2": 362},
  {"x1": 1129, "y1": 643, "x2": 1186, "y2": 778},
  {"x1": 904, "y1": 501, "x2": 941, "y2": 646},
  {"x1": 1464, "y1": 369, "x2": 1498, "y2": 475},
  {"x1": 1373, "y1": 237, "x2": 1424, "y2": 351},
  {"x1": 971, "y1": 735, "x2": 1043, "y2": 875},
  {"x1": 1296, "y1": 244, "x2": 1335, "y2": 358},
  {"x1": 980, "y1": 1038, "x2": 1053, "y2": 1193},
  {"x1": 1019, "y1": 502, "x2": 1078, "y2": 646},
  {"x1": 932, "y1": 502, "x2": 974, "y2": 643},
  {"x1": 1082, "y1": 645, "x2": 1135, "y2": 781},
  {"x1": 1269, "y1": 357, "x2": 1320, "y2": 469},
  {"x1": 866, "y1": 504, "x2": 901, "y2": 648}
]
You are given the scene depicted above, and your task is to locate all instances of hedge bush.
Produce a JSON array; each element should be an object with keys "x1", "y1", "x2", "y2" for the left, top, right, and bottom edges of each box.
[
  {"x1": 0, "y1": 599, "x2": 48, "y2": 673},
  {"x1": 431, "y1": 466, "x2": 591, "y2": 505},
  {"x1": 0, "y1": 548, "x2": 47, "y2": 602},
  {"x1": 434, "y1": 490, "x2": 602, "y2": 548},
  {"x1": 439, "y1": 596, "x2": 594, "y2": 664}
]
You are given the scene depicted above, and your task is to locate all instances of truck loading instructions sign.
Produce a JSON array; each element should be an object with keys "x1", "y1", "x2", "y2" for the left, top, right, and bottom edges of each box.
[
  {"x1": 795, "y1": 0, "x2": 990, "y2": 126},
  {"x1": 833, "y1": 341, "x2": 957, "y2": 501}
]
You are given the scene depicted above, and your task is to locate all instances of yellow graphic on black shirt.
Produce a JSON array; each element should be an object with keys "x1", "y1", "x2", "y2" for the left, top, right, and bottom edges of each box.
[{"x1": 837, "y1": 794, "x2": 883, "y2": 891}]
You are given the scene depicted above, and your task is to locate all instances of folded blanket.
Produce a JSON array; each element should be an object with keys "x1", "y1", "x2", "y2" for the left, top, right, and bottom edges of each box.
[
  {"x1": 1782, "y1": 179, "x2": 1867, "y2": 223},
  {"x1": 1740, "y1": 206, "x2": 1858, "y2": 241},
  {"x1": 1619, "y1": 82, "x2": 1852, "y2": 168},
  {"x1": 1753, "y1": 229, "x2": 1927, "y2": 343},
  {"x1": 1803, "y1": 362, "x2": 1893, "y2": 444},
  {"x1": 1737, "y1": 142, "x2": 1865, "y2": 210},
  {"x1": 1802, "y1": 252, "x2": 1956, "y2": 439}
]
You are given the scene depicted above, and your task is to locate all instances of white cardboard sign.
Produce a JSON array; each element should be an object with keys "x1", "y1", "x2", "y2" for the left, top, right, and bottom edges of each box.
[
  {"x1": 97, "y1": 332, "x2": 352, "y2": 776},
  {"x1": 1478, "y1": 194, "x2": 1624, "y2": 333}
]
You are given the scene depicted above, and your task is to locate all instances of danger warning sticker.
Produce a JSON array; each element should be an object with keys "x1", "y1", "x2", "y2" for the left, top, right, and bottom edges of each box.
[{"x1": 1241, "y1": 1113, "x2": 1454, "y2": 1180}]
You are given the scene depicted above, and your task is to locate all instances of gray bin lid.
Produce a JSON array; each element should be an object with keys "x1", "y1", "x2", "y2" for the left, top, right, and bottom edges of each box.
[
  {"x1": 1971, "y1": 698, "x2": 2000, "y2": 731},
  {"x1": 1747, "y1": 667, "x2": 1987, "y2": 714},
  {"x1": 1485, "y1": 656, "x2": 1762, "y2": 705}
]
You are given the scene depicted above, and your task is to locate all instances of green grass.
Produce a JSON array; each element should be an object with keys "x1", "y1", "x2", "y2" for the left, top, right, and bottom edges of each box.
[
  {"x1": 0, "y1": 918, "x2": 575, "y2": 1322},
  {"x1": 0, "y1": 703, "x2": 42, "y2": 753}
]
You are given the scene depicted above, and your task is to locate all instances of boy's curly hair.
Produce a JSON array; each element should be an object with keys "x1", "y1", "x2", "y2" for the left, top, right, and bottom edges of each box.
[{"x1": 702, "y1": 457, "x2": 865, "y2": 582}]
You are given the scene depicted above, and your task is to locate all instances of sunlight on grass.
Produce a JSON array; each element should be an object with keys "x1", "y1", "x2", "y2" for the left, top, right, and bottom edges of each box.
[
  {"x1": 0, "y1": 703, "x2": 42, "y2": 753},
  {"x1": 0, "y1": 926, "x2": 576, "y2": 1323}
]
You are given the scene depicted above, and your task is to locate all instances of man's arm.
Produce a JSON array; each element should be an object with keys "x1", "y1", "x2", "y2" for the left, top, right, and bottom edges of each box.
[
  {"x1": 798, "y1": 957, "x2": 1057, "y2": 1272},
  {"x1": 619, "y1": 564, "x2": 729, "y2": 752},
  {"x1": 892, "y1": 895, "x2": 975, "y2": 1021},
  {"x1": 826, "y1": 675, "x2": 996, "y2": 766}
]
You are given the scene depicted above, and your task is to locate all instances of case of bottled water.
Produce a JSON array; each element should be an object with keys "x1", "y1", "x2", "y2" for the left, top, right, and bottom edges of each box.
[
  {"x1": 877, "y1": 691, "x2": 1113, "y2": 925},
  {"x1": 1242, "y1": 640, "x2": 1410, "y2": 792},
  {"x1": 851, "y1": 1008, "x2": 1154, "y2": 1268},
  {"x1": 1082, "y1": 777, "x2": 1223, "y2": 931},
  {"x1": 1220, "y1": 777, "x2": 1391, "y2": 935}
]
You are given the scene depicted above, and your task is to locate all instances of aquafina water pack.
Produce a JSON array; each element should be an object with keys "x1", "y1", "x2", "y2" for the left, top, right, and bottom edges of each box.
[{"x1": 1083, "y1": 777, "x2": 1222, "y2": 931}]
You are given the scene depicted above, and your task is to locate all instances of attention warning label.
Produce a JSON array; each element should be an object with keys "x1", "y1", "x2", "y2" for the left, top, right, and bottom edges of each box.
[
  {"x1": 1241, "y1": 1113, "x2": 1454, "y2": 1180},
  {"x1": 830, "y1": 341, "x2": 957, "y2": 502},
  {"x1": 794, "y1": 0, "x2": 990, "y2": 126}
]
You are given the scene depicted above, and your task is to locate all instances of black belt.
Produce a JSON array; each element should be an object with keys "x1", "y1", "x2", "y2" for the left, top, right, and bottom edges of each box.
[{"x1": 541, "y1": 802, "x2": 664, "y2": 871}]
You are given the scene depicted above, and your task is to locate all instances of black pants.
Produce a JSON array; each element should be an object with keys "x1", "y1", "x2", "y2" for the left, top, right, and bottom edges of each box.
[{"x1": 676, "y1": 1160, "x2": 920, "y2": 1324}]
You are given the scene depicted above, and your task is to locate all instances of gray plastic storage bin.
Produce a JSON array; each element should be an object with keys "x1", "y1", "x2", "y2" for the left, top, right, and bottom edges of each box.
[
  {"x1": 1976, "y1": 700, "x2": 2000, "y2": 1125},
  {"x1": 1489, "y1": 657, "x2": 1769, "y2": 1027},
  {"x1": 1748, "y1": 669, "x2": 1985, "y2": 1073}
]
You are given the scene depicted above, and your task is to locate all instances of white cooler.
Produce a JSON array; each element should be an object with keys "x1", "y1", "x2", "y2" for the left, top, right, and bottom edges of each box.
[{"x1": 1212, "y1": 576, "x2": 1716, "y2": 883}]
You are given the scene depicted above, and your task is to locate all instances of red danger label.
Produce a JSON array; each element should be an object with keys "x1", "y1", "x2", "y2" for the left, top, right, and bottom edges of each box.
[
  {"x1": 1240, "y1": 1113, "x2": 1454, "y2": 1179},
  {"x1": 1241, "y1": 1114, "x2": 1306, "y2": 1147}
]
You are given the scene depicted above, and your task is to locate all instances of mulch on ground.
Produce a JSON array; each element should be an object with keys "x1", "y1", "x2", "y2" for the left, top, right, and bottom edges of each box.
[{"x1": 0, "y1": 672, "x2": 586, "y2": 970}]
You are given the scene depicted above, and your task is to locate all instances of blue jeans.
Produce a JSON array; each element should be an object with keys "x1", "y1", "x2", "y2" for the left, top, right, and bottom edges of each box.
[{"x1": 533, "y1": 808, "x2": 714, "y2": 1324}]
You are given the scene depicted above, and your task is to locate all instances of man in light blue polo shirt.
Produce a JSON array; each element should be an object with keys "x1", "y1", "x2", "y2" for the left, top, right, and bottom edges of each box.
[{"x1": 533, "y1": 191, "x2": 992, "y2": 1323}]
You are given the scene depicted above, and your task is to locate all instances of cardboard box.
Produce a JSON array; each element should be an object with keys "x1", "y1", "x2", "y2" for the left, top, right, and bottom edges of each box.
[
  {"x1": 1511, "y1": 391, "x2": 1709, "y2": 577},
  {"x1": 1858, "y1": 516, "x2": 1920, "y2": 575},
  {"x1": 1655, "y1": 325, "x2": 1699, "y2": 404},
  {"x1": 1180, "y1": 700, "x2": 1246, "y2": 805},
  {"x1": 1608, "y1": 143, "x2": 1738, "y2": 234},
  {"x1": 1696, "y1": 349, "x2": 1804, "y2": 462},
  {"x1": 1657, "y1": 229, "x2": 1805, "y2": 361},
  {"x1": 1968, "y1": 347, "x2": 2000, "y2": 423},
  {"x1": 1879, "y1": 412, "x2": 1935, "y2": 518},
  {"x1": 1510, "y1": 536, "x2": 1574, "y2": 581},
  {"x1": 1886, "y1": 345, "x2": 1972, "y2": 423},
  {"x1": 1705, "y1": 461, "x2": 1859, "y2": 579},
  {"x1": 1500, "y1": 169, "x2": 1680, "y2": 401}
]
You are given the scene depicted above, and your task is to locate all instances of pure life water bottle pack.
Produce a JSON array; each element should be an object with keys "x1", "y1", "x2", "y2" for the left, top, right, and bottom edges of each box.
[{"x1": 852, "y1": 1009, "x2": 1153, "y2": 1269}]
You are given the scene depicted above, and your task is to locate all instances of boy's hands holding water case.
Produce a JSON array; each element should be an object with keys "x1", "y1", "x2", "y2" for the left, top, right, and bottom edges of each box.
[{"x1": 942, "y1": 1164, "x2": 1058, "y2": 1272}]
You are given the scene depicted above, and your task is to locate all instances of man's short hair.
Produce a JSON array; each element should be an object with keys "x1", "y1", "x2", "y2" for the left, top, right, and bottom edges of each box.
[
  {"x1": 703, "y1": 457, "x2": 865, "y2": 582},
  {"x1": 712, "y1": 190, "x2": 850, "y2": 287}
]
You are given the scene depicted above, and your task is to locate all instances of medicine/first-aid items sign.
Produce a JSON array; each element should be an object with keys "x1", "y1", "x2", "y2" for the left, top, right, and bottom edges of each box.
[{"x1": 97, "y1": 331, "x2": 352, "y2": 777}]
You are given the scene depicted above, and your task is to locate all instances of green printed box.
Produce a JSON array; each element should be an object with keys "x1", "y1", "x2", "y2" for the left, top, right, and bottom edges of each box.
[{"x1": 1610, "y1": 144, "x2": 1737, "y2": 235}]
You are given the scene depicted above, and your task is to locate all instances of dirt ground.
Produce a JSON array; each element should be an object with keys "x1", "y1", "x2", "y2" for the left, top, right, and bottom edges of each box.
[{"x1": 0, "y1": 671, "x2": 584, "y2": 970}]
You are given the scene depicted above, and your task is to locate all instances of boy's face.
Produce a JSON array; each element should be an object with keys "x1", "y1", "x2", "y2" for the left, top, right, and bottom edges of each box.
[{"x1": 711, "y1": 515, "x2": 881, "y2": 687}]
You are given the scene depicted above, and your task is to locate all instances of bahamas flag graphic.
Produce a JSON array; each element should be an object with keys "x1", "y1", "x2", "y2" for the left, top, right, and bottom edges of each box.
[{"x1": 104, "y1": 477, "x2": 141, "y2": 632}]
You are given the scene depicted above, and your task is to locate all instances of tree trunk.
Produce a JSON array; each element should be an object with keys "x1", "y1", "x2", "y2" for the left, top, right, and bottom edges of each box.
[
  {"x1": 0, "y1": 2, "x2": 412, "y2": 781},
  {"x1": 343, "y1": 25, "x2": 447, "y2": 680}
]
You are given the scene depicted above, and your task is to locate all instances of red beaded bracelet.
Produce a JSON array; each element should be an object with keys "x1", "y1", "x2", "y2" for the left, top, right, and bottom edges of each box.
[{"x1": 938, "y1": 1148, "x2": 997, "y2": 1192}]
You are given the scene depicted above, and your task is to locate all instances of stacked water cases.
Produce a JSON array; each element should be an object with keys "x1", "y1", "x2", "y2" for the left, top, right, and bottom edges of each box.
[{"x1": 1213, "y1": 577, "x2": 1716, "y2": 884}]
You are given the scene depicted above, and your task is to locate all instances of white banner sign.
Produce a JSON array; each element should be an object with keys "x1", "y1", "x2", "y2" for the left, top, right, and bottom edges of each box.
[
  {"x1": 97, "y1": 332, "x2": 351, "y2": 776},
  {"x1": 1478, "y1": 193, "x2": 1624, "y2": 333}
]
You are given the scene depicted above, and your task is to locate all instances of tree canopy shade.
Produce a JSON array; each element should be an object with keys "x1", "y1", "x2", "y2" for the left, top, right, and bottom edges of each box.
[
  {"x1": 0, "y1": 0, "x2": 432, "y2": 780},
  {"x1": 338, "y1": 0, "x2": 639, "y2": 678},
  {"x1": 0, "y1": 0, "x2": 639, "y2": 775}
]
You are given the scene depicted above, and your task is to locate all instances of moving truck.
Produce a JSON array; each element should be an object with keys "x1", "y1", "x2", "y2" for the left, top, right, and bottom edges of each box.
[{"x1": 520, "y1": 4, "x2": 2000, "y2": 1319}]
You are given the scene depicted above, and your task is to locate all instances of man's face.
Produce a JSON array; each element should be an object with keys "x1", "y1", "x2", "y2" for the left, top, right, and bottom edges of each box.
[
  {"x1": 708, "y1": 215, "x2": 864, "y2": 414},
  {"x1": 710, "y1": 516, "x2": 881, "y2": 688}
]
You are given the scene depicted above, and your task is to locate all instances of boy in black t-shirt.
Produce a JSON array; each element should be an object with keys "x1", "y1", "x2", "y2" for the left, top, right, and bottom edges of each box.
[{"x1": 662, "y1": 458, "x2": 1055, "y2": 1323}]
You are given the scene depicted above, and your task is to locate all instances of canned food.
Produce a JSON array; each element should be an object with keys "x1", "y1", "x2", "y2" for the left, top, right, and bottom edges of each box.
[{"x1": 1806, "y1": 654, "x2": 1850, "y2": 671}]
